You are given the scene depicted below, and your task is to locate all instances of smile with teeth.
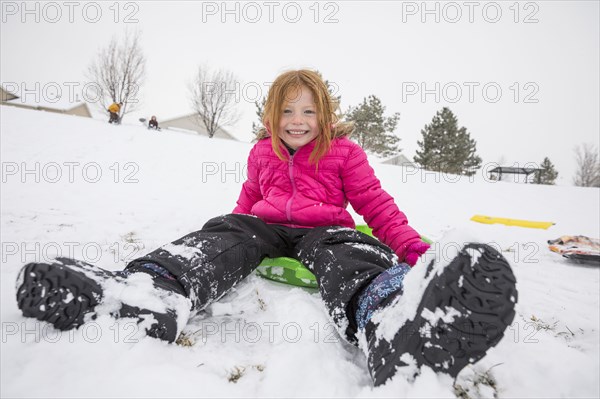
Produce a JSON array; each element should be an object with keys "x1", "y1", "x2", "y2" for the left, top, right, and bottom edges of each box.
[{"x1": 287, "y1": 130, "x2": 309, "y2": 135}]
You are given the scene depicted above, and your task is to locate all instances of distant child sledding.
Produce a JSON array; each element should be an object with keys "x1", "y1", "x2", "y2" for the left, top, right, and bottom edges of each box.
[
  {"x1": 107, "y1": 101, "x2": 122, "y2": 124},
  {"x1": 148, "y1": 115, "x2": 160, "y2": 131},
  {"x1": 137, "y1": 116, "x2": 161, "y2": 131}
]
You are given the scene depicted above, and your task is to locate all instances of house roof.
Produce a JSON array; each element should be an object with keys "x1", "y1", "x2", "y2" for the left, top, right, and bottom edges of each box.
[
  {"x1": 382, "y1": 153, "x2": 415, "y2": 166},
  {"x1": 0, "y1": 86, "x2": 18, "y2": 101},
  {"x1": 160, "y1": 113, "x2": 237, "y2": 140},
  {"x1": 1, "y1": 84, "x2": 89, "y2": 113}
]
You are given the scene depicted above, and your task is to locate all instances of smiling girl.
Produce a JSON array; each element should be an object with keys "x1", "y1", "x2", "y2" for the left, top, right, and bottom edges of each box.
[{"x1": 17, "y1": 69, "x2": 516, "y2": 387}]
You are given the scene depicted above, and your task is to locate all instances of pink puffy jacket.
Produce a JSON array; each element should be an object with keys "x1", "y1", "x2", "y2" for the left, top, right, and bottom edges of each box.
[{"x1": 232, "y1": 137, "x2": 422, "y2": 261}]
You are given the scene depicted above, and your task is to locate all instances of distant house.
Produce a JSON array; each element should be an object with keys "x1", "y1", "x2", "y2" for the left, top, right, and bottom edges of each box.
[
  {"x1": 382, "y1": 153, "x2": 417, "y2": 168},
  {"x1": 160, "y1": 113, "x2": 237, "y2": 140},
  {"x1": 0, "y1": 85, "x2": 92, "y2": 118},
  {"x1": 1, "y1": 86, "x2": 18, "y2": 102}
]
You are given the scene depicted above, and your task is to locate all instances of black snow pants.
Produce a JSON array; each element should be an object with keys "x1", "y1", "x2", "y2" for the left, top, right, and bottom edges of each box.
[{"x1": 126, "y1": 214, "x2": 399, "y2": 342}]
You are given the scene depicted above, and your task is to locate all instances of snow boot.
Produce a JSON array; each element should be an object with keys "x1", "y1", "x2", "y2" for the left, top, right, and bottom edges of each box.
[
  {"x1": 365, "y1": 243, "x2": 517, "y2": 386},
  {"x1": 15, "y1": 258, "x2": 191, "y2": 342}
]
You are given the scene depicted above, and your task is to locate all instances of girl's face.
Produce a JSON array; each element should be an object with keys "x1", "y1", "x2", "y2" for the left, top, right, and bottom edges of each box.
[{"x1": 277, "y1": 86, "x2": 320, "y2": 150}]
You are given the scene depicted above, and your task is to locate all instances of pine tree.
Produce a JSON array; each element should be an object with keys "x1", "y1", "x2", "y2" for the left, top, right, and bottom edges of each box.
[
  {"x1": 534, "y1": 157, "x2": 559, "y2": 185},
  {"x1": 251, "y1": 97, "x2": 266, "y2": 138},
  {"x1": 414, "y1": 107, "x2": 482, "y2": 176},
  {"x1": 345, "y1": 95, "x2": 401, "y2": 157}
]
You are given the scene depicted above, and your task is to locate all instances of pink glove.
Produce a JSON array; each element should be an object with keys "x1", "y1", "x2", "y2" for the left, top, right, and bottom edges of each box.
[{"x1": 404, "y1": 241, "x2": 431, "y2": 266}]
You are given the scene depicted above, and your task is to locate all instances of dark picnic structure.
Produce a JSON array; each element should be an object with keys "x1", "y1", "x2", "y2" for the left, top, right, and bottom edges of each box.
[{"x1": 488, "y1": 166, "x2": 542, "y2": 183}]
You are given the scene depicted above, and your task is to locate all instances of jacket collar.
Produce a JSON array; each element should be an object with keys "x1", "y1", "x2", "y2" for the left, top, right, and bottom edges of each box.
[{"x1": 267, "y1": 136, "x2": 318, "y2": 159}]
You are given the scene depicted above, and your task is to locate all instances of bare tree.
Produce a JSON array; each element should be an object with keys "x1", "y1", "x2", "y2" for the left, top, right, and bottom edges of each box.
[
  {"x1": 87, "y1": 30, "x2": 146, "y2": 123},
  {"x1": 189, "y1": 66, "x2": 241, "y2": 138},
  {"x1": 573, "y1": 143, "x2": 600, "y2": 187}
]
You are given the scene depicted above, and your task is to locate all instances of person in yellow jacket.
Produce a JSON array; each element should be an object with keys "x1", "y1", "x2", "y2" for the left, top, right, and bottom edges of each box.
[{"x1": 108, "y1": 102, "x2": 123, "y2": 124}]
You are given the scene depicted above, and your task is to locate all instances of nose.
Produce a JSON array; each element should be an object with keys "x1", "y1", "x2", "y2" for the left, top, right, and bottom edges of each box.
[{"x1": 291, "y1": 113, "x2": 304, "y2": 125}]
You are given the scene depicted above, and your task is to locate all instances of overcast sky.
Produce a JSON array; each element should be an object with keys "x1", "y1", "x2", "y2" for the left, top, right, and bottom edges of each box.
[{"x1": 2, "y1": 0, "x2": 599, "y2": 184}]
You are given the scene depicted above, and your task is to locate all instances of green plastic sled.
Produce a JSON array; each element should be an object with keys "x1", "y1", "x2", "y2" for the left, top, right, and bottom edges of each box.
[{"x1": 255, "y1": 224, "x2": 432, "y2": 288}]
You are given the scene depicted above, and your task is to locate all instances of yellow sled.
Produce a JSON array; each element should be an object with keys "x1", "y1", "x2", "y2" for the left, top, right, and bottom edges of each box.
[{"x1": 470, "y1": 215, "x2": 555, "y2": 230}]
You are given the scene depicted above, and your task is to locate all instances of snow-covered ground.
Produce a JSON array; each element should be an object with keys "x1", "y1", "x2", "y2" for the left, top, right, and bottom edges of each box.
[{"x1": 1, "y1": 106, "x2": 599, "y2": 398}]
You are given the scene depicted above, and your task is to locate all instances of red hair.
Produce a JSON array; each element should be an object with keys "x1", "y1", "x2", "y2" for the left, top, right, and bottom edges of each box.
[{"x1": 262, "y1": 70, "x2": 342, "y2": 164}]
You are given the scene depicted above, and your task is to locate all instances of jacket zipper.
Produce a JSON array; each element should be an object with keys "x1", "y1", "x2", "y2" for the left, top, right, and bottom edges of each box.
[{"x1": 285, "y1": 154, "x2": 297, "y2": 222}]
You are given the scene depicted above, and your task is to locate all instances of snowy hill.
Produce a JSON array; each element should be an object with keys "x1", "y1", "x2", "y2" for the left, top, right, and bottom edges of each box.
[{"x1": 1, "y1": 105, "x2": 599, "y2": 398}]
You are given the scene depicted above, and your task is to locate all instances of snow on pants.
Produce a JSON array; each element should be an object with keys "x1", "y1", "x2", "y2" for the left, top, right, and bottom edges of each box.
[{"x1": 126, "y1": 214, "x2": 399, "y2": 342}]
